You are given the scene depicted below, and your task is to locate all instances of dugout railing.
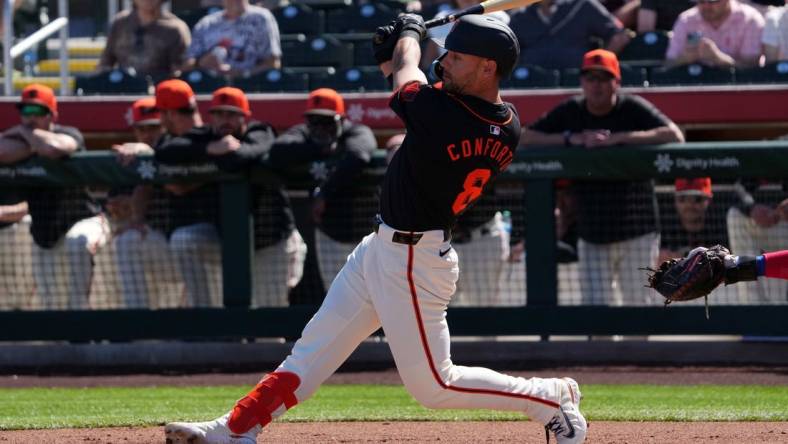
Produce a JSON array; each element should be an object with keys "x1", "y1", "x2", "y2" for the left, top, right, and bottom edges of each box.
[{"x1": 0, "y1": 141, "x2": 787, "y2": 341}]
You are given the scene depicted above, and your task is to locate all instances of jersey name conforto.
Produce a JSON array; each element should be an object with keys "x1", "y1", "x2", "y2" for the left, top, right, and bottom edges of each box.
[{"x1": 445, "y1": 136, "x2": 515, "y2": 171}]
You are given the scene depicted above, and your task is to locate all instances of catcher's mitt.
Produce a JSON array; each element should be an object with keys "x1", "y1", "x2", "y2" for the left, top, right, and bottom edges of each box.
[{"x1": 644, "y1": 245, "x2": 731, "y2": 319}]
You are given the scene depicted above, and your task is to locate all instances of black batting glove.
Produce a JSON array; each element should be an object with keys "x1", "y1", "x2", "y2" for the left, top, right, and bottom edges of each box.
[
  {"x1": 372, "y1": 19, "x2": 402, "y2": 65},
  {"x1": 398, "y1": 14, "x2": 426, "y2": 42}
]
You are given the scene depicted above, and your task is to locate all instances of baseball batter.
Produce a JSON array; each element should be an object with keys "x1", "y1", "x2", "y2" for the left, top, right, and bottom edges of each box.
[{"x1": 166, "y1": 14, "x2": 586, "y2": 444}]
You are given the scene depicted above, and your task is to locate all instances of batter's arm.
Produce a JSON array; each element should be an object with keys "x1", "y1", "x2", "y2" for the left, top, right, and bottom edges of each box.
[{"x1": 390, "y1": 36, "x2": 428, "y2": 91}]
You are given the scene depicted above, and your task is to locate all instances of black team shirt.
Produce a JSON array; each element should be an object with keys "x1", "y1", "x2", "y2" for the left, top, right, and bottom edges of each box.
[{"x1": 382, "y1": 81, "x2": 521, "y2": 232}]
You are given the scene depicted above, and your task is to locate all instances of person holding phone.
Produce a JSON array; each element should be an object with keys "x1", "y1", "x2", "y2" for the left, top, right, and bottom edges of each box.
[{"x1": 666, "y1": 0, "x2": 764, "y2": 68}]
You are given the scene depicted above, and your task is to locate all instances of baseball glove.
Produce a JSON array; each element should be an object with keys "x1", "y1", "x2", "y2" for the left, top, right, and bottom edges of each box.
[{"x1": 644, "y1": 245, "x2": 731, "y2": 318}]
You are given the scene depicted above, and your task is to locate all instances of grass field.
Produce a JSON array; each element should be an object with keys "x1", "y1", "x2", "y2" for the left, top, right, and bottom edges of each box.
[{"x1": 1, "y1": 384, "x2": 787, "y2": 430}]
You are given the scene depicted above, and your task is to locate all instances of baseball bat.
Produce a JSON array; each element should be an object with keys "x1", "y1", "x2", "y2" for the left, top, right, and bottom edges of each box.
[{"x1": 424, "y1": 0, "x2": 542, "y2": 29}]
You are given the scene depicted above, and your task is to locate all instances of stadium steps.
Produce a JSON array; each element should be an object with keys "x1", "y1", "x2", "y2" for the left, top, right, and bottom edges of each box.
[
  {"x1": 46, "y1": 37, "x2": 106, "y2": 59},
  {"x1": 0, "y1": 75, "x2": 76, "y2": 93},
  {"x1": 37, "y1": 58, "x2": 99, "y2": 75}
]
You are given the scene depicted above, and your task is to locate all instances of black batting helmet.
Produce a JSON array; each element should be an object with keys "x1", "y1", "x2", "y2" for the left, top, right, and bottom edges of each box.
[{"x1": 432, "y1": 14, "x2": 520, "y2": 78}]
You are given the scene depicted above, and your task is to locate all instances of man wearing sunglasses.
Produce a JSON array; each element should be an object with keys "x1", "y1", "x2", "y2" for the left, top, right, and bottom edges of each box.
[
  {"x1": 523, "y1": 49, "x2": 685, "y2": 307},
  {"x1": 0, "y1": 84, "x2": 103, "y2": 310},
  {"x1": 659, "y1": 178, "x2": 729, "y2": 264},
  {"x1": 666, "y1": 0, "x2": 764, "y2": 68},
  {"x1": 268, "y1": 88, "x2": 377, "y2": 297}
]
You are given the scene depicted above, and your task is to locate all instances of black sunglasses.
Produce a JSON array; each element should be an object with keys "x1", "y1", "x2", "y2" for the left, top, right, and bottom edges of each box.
[{"x1": 676, "y1": 195, "x2": 709, "y2": 204}]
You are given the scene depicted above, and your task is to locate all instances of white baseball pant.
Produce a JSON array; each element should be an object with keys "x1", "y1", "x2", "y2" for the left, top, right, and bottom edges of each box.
[
  {"x1": 578, "y1": 231, "x2": 661, "y2": 306},
  {"x1": 252, "y1": 229, "x2": 308, "y2": 307},
  {"x1": 90, "y1": 226, "x2": 183, "y2": 309},
  {"x1": 315, "y1": 228, "x2": 358, "y2": 291},
  {"x1": 169, "y1": 223, "x2": 223, "y2": 308},
  {"x1": 727, "y1": 207, "x2": 788, "y2": 303},
  {"x1": 269, "y1": 222, "x2": 566, "y2": 424},
  {"x1": 31, "y1": 215, "x2": 107, "y2": 310},
  {"x1": 452, "y1": 213, "x2": 509, "y2": 306},
  {"x1": 0, "y1": 216, "x2": 35, "y2": 310}
]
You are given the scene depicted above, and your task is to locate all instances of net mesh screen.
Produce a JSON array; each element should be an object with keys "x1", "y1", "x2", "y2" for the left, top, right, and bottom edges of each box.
[{"x1": 1, "y1": 175, "x2": 785, "y2": 310}]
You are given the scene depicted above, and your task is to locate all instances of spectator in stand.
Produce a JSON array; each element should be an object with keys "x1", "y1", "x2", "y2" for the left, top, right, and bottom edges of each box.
[
  {"x1": 0, "y1": 84, "x2": 99, "y2": 310},
  {"x1": 186, "y1": 0, "x2": 281, "y2": 78},
  {"x1": 637, "y1": 0, "x2": 694, "y2": 32},
  {"x1": 0, "y1": 191, "x2": 34, "y2": 310},
  {"x1": 600, "y1": 0, "x2": 640, "y2": 29},
  {"x1": 269, "y1": 88, "x2": 377, "y2": 293},
  {"x1": 727, "y1": 178, "x2": 787, "y2": 302},
  {"x1": 509, "y1": 0, "x2": 632, "y2": 70},
  {"x1": 762, "y1": 1, "x2": 788, "y2": 63},
  {"x1": 659, "y1": 178, "x2": 729, "y2": 264},
  {"x1": 204, "y1": 87, "x2": 307, "y2": 307},
  {"x1": 420, "y1": 1, "x2": 510, "y2": 70},
  {"x1": 98, "y1": 0, "x2": 191, "y2": 80},
  {"x1": 665, "y1": 0, "x2": 765, "y2": 68},
  {"x1": 522, "y1": 50, "x2": 684, "y2": 306}
]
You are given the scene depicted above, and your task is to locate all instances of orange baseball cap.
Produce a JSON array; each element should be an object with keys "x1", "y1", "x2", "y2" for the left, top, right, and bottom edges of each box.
[
  {"x1": 581, "y1": 49, "x2": 621, "y2": 80},
  {"x1": 155, "y1": 79, "x2": 197, "y2": 111},
  {"x1": 209, "y1": 87, "x2": 251, "y2": 116},
  {"x1": 304, "y1": 88, "x2": 345, "y2": 117},
  {"x1": 675, "y1": 177, "x2": 712, "y2": 197},
  {"x1": 17, "y1": 83, "x2": 57, "y2": 114},
  {"x1": 128, "y1": 97, "x2": 161, "y2": 126}
]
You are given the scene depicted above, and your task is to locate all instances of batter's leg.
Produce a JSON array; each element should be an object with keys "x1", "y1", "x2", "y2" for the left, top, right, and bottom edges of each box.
[
  {"x1": 367, "y1": 233, "x2": 572, "y2": 426},
  {"x1": 166, "y1": 234, "x2": 382, "y2": 443}
]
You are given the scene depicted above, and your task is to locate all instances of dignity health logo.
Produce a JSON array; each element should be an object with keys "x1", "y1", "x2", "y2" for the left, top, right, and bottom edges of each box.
[{"x1": 653, "y1": 153, "x2": 739, "y2": 173}]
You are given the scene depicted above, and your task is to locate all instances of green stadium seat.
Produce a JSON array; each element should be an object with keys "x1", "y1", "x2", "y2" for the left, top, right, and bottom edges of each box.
[
  {"x1": 273, "y1": 4, "x2": 325, "y2": 35},
  {"x1": 649, "y1": 64, "x2": 734, "y2": 86},
  {"x1": 178, "y1": 69, "x2": 228, "y2": 93},
  {"x1": 310, "y1": 66, "x2": 387, "y2": 92},
  {"x1": 75, "y1": 69, "x2": 150, "y2": 95},
  {"x1": 618, "y1": 31, "x2": 670, "y2": 64},
  {"x1": 325, "y1": 33, "x2": 376, "y2": 67},
  {"x1": 561, "y1": 64, "x2": 648, "y2": 87},
  {"x1": 299, "y1": 0, "x2": 352, "y2": 11},
  {"x1": 501, "y1": 65, "x2": 560, "y2": 89},
  {"x1": 325, "y1": 3, "x2": 399, "y2": 33},
  {"x1": 281, "y1": 36, "x2": 354, "y2": 69},
  {"x1": 232, "y1": 69, "x2": 310, "y2": 92},
  {"x1": 735, "y1": 62, "x2": 788, "y2": 84}
]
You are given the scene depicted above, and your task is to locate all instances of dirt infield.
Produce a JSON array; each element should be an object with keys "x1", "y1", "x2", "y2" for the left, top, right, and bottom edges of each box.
[
  {"x1": 1, "y1": 367, "x2": 786, "y2": 443},
  {"x1": 1, "y1": 421, "x2": 787, "y2": 443}
]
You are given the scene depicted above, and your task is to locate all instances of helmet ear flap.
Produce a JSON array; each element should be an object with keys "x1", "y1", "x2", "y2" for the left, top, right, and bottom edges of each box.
[{"x1": 430, "y1": 52, "x2": 448, "y2": 82}]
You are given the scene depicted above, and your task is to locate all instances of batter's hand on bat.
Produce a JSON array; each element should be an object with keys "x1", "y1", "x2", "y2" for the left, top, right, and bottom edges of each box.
[
  {"x1": 373, "y1": 19, "x2": 402, "y2": 65},
  {"x1": 398, "y1": 14, "x2": 427, "y2": 41}
]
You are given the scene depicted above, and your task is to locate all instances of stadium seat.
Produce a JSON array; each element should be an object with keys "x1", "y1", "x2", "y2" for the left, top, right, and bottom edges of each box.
[
  {"x1": 281, "y1": 36, "x2": 354, "y2": 69},
  {"x1": 618, "y1": 31, "x2": 670, "y2": 64},
  {"x1": 311, "y1": 66, "x2": 387, "y2": 92},
  {"x1": 232, "y1": 68, "x2": 310, "y2": 92},
  {"x1": 178, "y1": 69, "x2": 228, "y2": 93},
  {"x1": 176, "y1": 7, "x2": 222, "y2": 30},
  {"x1": 649, "y1": 64, "x2": 734, "y2": 86},
  {"x1": 561, "y1": 65, "x2": 648, "y2": 87},
  {"x1": 501, "y1": 65, "x2": 560, "y2": 89},
  {"x1": 325, "y1": 3, "x2": 399, "y2": 33},
  {"x1": 75, "y1": 69, "x2": 150, "y2": 95},
  {"x1": 735, "y1": 62, "x2": 788, "y2": 84},
  {"x1": 325, "y1": 33, "x2": 376, "y2": 67},
  {"x1": 273, "y1": 4, "x2": 325, "y2": 35},
  {"x1": 299, "y1": 0, "x2": 352, "y2": 10}
]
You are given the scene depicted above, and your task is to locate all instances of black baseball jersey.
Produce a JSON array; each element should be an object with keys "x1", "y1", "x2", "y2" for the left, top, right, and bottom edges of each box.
[
  {"x1": 381, "y1": 81, "x2": 521, "y2": 232},
  {"x1": 23, "y1": 125, "x2": 94, "y2": 248}
]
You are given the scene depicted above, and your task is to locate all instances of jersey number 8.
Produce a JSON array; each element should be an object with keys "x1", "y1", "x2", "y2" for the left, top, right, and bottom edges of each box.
[{"x1": 452, "y1": 168, "x2": 491, "y2": 215}]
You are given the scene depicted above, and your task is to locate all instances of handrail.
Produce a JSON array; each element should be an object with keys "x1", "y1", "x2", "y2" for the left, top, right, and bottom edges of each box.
[
  {"x1": 9, "y1": 17, "x2": 68, "y2": 59},
  {"x1": 3, "y1": 0, "x2": 70, "y2": 96},
  {"x1": 3, "y1": 0, "x2": 13, "y2": 96}
]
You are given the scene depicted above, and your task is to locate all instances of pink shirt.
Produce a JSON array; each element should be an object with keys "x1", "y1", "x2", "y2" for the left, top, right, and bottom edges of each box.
[{"x1": 666, "y1": 0, "x2": 765, "y2": 62}]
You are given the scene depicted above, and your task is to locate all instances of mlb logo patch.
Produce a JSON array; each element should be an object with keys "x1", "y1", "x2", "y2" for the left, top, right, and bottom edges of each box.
[{"x1": 490, "y1": 125, "x2": 501, "y2": 135}]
